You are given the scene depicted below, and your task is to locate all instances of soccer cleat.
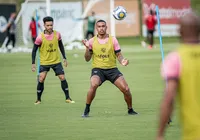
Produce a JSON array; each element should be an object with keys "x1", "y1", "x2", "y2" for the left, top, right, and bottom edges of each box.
[
  {"x1": 34, "y1": 100, "x2": 41, "y2": 105},
  {"x1": 66, "y1": 98, "x2": 75, "y2": 103},
  {"x1": 128, "y1": 108, "x2": 138, "y2": 115},
  {"x1": 81, "y1": 113, "x2": 89, "y2": 118},
  {"x1": 141, "y1": 41, "x2": 147, "y2": 48},
  {"x1": 82, "y1": 108, "x2": 90, "y2": 118},
  {"x1": 148, "y1": 45, "x2": 153, "y2": 49}
]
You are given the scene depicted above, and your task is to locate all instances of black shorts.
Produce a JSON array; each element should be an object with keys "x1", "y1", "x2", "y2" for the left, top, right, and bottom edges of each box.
[
  {"x1": 39, "y1": 62, "x2": 64, "y2": 76},
  {"x1": 32, "y1": 37, "x2": 36, "y2": 43},
  {"x1": 147, "y1": 29, "x2": 154, "y2": 37},
  {"x1": 91, "y1": 68, "x2": 123, "y2": 85}
]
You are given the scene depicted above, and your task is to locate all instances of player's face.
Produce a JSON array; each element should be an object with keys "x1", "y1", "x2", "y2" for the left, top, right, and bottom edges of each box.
[
  {"x1": 96, "y1": 22, "x2": 107, "y2": 35},
  {"x1": 44, "y1": 21, "x2": 53, "y2": 33}
]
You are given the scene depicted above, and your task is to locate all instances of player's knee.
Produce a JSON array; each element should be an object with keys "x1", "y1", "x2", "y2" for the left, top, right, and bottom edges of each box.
[
  {"x1": 59, "y1": 75, "x2": 65, "y2": 81},
  {"x1": 39, "y1": 75, "x2": 45, "y2": 83},
  {"x1": 122, "y1": 86, "x2": 130, "y2": 94},
  {"x1": 90, "y1": 83, "x2": 99, "y2": 90}
]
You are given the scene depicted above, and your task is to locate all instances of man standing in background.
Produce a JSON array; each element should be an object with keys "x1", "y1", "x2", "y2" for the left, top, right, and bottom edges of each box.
[
  {"x1": 142, "y1": 10, "x2": 157, "y2": 49},
  {"x1": 85, "y1": 11, "x2": 96, "y2": 40},
  {"x1": 29, "y1": 17, "x2": 41, "y2": 44},
  {"x1": 2, "y1": 12, "x2": 16, "y2": 52}
]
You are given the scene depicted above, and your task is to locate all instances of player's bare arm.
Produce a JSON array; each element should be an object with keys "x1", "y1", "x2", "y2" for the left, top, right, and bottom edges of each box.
[
  {"x1": 82, "y1": 39, "x2": 92, "y2": 62},
  {"x1": 58, "y1": 39, "x2": 67, "y2": 67},
  {"x1": 116, "y1": 52, "x2": 129, "y2": 66},
  {"x1": 157, "y1": 79, "x2": 178, "y2": 139}
]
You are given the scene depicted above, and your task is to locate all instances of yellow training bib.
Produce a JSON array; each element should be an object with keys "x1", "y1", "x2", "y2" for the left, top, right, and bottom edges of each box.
[
  {"x1": 177, "y1": 44, "x2": 200, "y2": 140},
  {"x1": 92, "y1": 35, "x2": 117, "y2": 69},
  {"x1": 39, "y1": 31, "x2": 61, "y2": 65}
]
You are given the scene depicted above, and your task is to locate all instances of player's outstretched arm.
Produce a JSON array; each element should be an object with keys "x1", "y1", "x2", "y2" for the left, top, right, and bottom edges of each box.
[
  {"x1": 157, "y1": 79, "x2": 178, "y2": 140},
  {"x1": 31, "y1": 44, "x2": 39, "y2": 72},
  {"x1": 82, "y1": 39, "x2": 92, "y2": 62},
  {"x1": 116, "y1": 52, "x2": 129, "y2": 66}
]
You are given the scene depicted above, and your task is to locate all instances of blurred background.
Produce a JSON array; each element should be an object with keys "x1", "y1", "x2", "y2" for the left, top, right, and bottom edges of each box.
[{"x1": 0, "y1": 0, "x2": 199, "y2": 51}]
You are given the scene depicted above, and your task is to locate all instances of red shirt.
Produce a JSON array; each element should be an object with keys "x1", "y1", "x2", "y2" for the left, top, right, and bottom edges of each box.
[
  {"x1": 29, "y1": 21, "x2": 40, "y2": 38},
  {"x1": 145, "y1": 15, "x2": 157, "y2": 30}
]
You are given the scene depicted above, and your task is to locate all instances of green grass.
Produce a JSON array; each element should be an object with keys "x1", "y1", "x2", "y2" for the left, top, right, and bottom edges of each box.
[{"x1": 0, "y1": 41, "x2": 181, "y2": 140}]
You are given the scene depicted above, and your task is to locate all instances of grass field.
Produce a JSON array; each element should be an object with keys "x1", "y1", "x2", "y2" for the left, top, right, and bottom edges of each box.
[{"x1": 0, "y1": 39, "x2": 181, "y2": 140}]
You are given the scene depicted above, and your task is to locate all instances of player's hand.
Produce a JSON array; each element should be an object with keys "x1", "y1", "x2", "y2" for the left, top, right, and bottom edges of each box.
[
  {"x1": 82, "y1": 39, "x2": 89, "y2": 49},
  {"x1": 32, "y1": 64, "x2": 36, "y2": 72},
  {"x1": 121, "y1": 58, "x2": 129, "y2": 66},
  {"x1": 63, "y1": 59, "x2": 68, "y2": 67}
]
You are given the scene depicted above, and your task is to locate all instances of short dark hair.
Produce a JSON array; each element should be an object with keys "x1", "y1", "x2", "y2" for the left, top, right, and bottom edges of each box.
[
  {"x1": 43, "y1": 16, "x2": 53, "y2": 24},
  {"x1": 96, "y1": 19, "x2": 106, "y2": 24},
  {"x1": 150, "y1": 10, "x2": 154, "y2": 15}
]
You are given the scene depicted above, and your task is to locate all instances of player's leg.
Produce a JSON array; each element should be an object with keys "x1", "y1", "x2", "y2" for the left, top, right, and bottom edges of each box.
[
  {"x1": 147, "y1": 29, "x2": 150, "y2": 45},
  {"x1": 35, "y1": 65, "x2": 49, "y2": 104},
  {"x1": 107, "y1": 68, "x2": 138, "y2": 115},
  {"x1": 147, "y1": 30, "x2": 153, "y2": 49},
  {"x1": 32, "y1": 37, "x2": 36, "y2": 44},
  {"x1": 149, "y1": 30, "x2": 153, "y2": 48},
  {"x1": 91, "y1": 31, "x2": 94, "y2": 38},
  {"x1": 114, "y1": 76, "x2": 138, "y2": 115},
  {"x1": 11, "y1": 34, "x2": 16, "y2": 48},
  {"x1": 85, "y1": 31, "x2": 90, "y2": 40},
  {"x1": 82, "y1": 68, "x2": 105, "y2": 117},
  {"x1": 52, "y1": 63, "x2": 75, "y2": 103},
  {"x1": 5, "y1": 33, "x2": 11, "y2": 48},
  {"x1": 152, "y1": 30, "x2": 154, "y2": 47}
]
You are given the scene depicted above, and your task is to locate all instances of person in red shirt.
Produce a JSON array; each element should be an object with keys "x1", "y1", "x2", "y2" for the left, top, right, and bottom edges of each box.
[
  {"x1": 29, "y1": 17, "x2": 41, "y2": 44},
  {"x1": 145, "y1": 10, "x2": 157, "y2": 49}
]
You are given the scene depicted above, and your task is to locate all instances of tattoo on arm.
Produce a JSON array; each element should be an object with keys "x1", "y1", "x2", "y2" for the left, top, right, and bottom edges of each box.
[
  {"x1": 84, "y1": 49, "x2": 92, "y2": 62},
  {"x1": 116, "y1": 52, "x2": 124, "y2": 64}
]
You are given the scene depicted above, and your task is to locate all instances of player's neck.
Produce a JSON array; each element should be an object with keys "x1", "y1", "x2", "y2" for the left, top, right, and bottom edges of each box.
[
  {"x1": 44, "y1": 30, "x2": 53, "y2": 35},
  {"x1": 182, "y1": 37, "x2": 200, "y2": 44},
  {"x1": 97, "y1": 34, "x2": 108, "y2": 39}
]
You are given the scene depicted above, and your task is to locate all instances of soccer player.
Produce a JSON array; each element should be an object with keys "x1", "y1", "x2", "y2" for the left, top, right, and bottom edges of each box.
[
  {"x1": 31, "y1": 16, "x2": 75, "y2": 104},
  {"x1": 2, "y1": 12, "x2": 16, "y2": 52},
  {"x1": 156, "y1": 11, "x2": 200, "y2": 140},
  {"x1": 29, "y1": 17, "x2": 41, "y2": 44},
  {"x1": 85, "y1": 11, "x2": 96, "y2": 40},
  {"x1": 74, "y1": 11, "x2": 96, "y2": 39},
  {"x1": 81, "y1": 20, "x2": 138, "y2": 117},
  {"x1": 142, "y1": 10, "x2": 157, "y2": 49}
]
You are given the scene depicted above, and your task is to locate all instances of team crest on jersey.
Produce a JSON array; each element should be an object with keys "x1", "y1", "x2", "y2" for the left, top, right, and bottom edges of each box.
[
  {"x1": 49, "y1": 43, "x2": 53, "y2": 48},
  {"x1": 101, "y1": 48, "x2": 106, "y2": 53}
]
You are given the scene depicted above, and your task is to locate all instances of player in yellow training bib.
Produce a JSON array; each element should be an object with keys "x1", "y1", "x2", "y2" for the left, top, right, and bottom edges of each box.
[
  {"x1": 31, "y1": 16, "x2": 75, "y2": 104},
  {"x1": 81, "y1": 20, "x2": 138, "y2": 117},
  {"x1": 156, "y1": 11, "x2": 200, "y2": 140}
]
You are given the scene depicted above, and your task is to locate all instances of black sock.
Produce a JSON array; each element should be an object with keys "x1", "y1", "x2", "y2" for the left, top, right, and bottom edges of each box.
[
  {"x1": 128, "y1": 108, "x2": 133, "y2": 112},
  {"x1": 37, "y1": 82, "x2": 44, "y2": 101},
  {"x1": 84, "y1": 104, "x2": 90, "y2": 114},
  {"x1": 61, "y1": 80, "x2": 70, "y2": 100},
  {"x1": 86, "y1": 104, "x2": 90, "y2": 110}
]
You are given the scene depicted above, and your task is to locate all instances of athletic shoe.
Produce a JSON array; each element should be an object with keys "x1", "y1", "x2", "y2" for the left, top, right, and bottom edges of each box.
[
  {"x1": 34, "y1": 100, "x2": 41, "y2": 105},
  {"x1": 82, "y1": 108, "x2": 90, "y2": 117},
  {"x1": 128, "y1": 108, "x2": 138, "y2": 115},
  {"x1": 148, "y1": 45, "x2": 153, "y2": 49},
  {"x1": 66, "y1": 98, "x2": 75, "y2": 103}
]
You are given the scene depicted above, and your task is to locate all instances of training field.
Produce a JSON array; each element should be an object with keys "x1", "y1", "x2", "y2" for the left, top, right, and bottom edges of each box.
[{"x1": 0, "y1": 38, "x2": 181, "y2": 140}]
